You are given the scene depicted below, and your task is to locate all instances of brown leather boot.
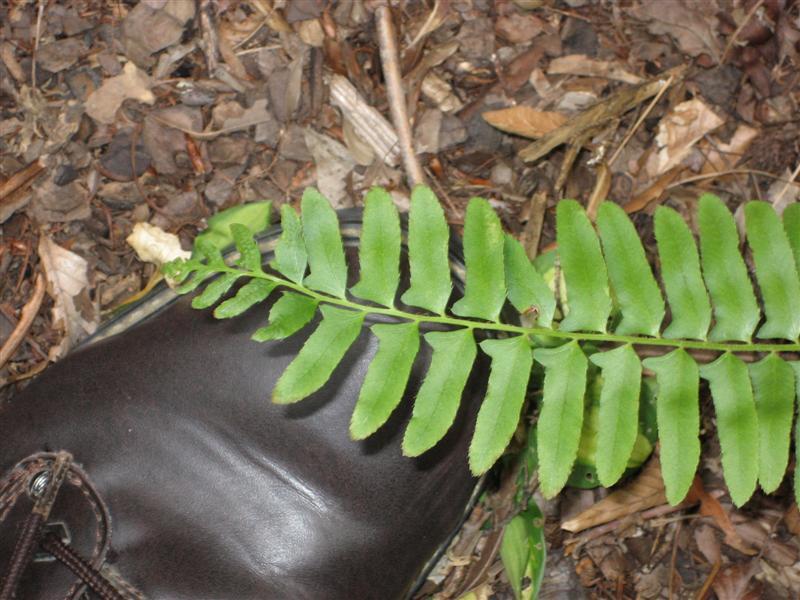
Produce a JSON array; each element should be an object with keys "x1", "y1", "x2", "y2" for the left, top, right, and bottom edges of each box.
[{"x1": 0, "y1": 211, "x2": 484, "y2": 599}]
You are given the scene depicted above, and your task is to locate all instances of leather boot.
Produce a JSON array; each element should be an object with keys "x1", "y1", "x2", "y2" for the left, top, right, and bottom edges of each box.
[{"x1": 0, "y1": 211, "x2": 484, "y2": 599}]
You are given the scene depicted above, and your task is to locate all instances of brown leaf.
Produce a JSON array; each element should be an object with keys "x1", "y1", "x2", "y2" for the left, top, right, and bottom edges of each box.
[
  {"x1": 85, "y1": 62, "x2": 155, "y2": 124},
  {"x1": 561, "y1": 457, "x2": 667, "y2": 533},
  {"x1": 685, "y1": 478, "x2": 756, "y2": 556},
  {"x1": 627, "y1": 0, "x2": 721, "y2": 61},
  {"x1": 548, "y1": 54, "x2": 642, "y2": 84},
  {"x1": 482, "y1": 106, "x2": 567, "y2": 139}
]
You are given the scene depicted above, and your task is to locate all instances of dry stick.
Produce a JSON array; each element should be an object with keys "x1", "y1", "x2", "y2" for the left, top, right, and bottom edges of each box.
[
  {"x1": 0, "y1": 159, "x2": 45, "y2": 202},
  {"x1": 519, "y1": 66, "x2": 686, "y2": 163},
  {"x1": 375, "y1": 5, "x2": 426, "y2": 188},
  {"x1": 31, "y1": 0, "x2": 45, "y2": 85},
  {"x1": 585, "y1": 72, "x2": 676, "y2": 220},
  {"x1": 0, "y1": 274, "x2": 46, "y2": 370},
  {"x1": 772, "y1": 160, "x2": 800, "y2": 207},
  {"x1": 721, "y1": 0, "x2": 765, "y2": 64}
]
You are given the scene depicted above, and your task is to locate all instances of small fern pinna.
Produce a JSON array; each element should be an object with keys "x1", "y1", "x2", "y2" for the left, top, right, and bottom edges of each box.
[{"x1": 163, "y1": 186, "x2": 800, "y2": 507}]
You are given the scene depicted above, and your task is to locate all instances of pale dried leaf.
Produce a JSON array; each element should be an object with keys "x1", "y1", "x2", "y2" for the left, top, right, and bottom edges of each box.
[
  {"x1": 421, "y1": 72, "x2": 464, "y2": 113},
  {"x1": 85, "y1": 62, "x2": 155, "y2": 124},
  {"x1": 645, "y1": 98, "x2": 724, "y2": 177},
  {"x1": 561, "y1": 457, "x2": 667, "y2": 533},
  {"x1": 126, "y1": 222, "x2": 191, "y2": 268},
  {"x1": 701, "y1": 124, "x2": 758, "y2": 174},
  {"x1": 482, "y1": 106, "x2": 568, "y2": 139},
  {"x1": 38, "y1": 236, "x2": 98, "y2": 360},
  {"x1": 304, "y1": 128, "x2": 356, "y2": 208},
  {"x1": 548, "y1": 54, "x2": 642, "y2": 84}
]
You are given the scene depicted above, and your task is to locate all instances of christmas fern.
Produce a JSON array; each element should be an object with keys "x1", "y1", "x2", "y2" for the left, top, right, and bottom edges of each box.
[{"x1": 163, "y1": 187, "x2": 800, "y2": 507}]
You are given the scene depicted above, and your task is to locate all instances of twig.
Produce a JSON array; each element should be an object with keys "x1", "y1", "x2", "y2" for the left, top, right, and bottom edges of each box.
[
  {"x1": 0, "y1": 274, "x2": 46, "y2": 370},
  {"x1": 0, "y1": 159, "x2": 45, "y2": 202},
  {"x1": 608, "y1": 72, "x2": 675, "y2": 168},
  {"x1": 150, "y1": 115, "x2": 274, "y2": 140},
  {"x1": 772, "y1": 160, "x2": 800, "y2": 207},
  {"x1": 31, "y1": 0, "x2": 45, "y2": 85},
  {"x1": 520, "y1": 65, "x2": 686, "y2": 163},
  {"x1": 375, "y1": 5, "x2": 426, "y2": 188},
  {"x1": 721, "y1": 0, "x2": 765, "y2": 64}
]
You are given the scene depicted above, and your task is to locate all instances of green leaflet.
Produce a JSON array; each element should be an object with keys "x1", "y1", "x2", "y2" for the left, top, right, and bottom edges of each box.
[
  {"x1": 350, "y1": 187, "x2": 401, "y2": 307},
  {"x1": 699, "y1": 352, "x2": 759, "y2": 506},
  {"x1": 214, "y1": 279, "x2": 276, "y2": 319},
  {"x1": 791, "y1": 362, "x2": 800, "y2": 505},
  {"x1": 745, "y1": 202, "x2": 800, "y2": 341},
  {"x1": 271, "y1": 204, "x2": 307, "y2": 283},
  {"x1": 402, "y1": 328, "x2": 476, "y2": 456},
  {"x1": 469, "y1": 336, "x2": 533, "y2": 475},
  {"x1": 785, "y1": 203, "x2": 800, "y2": 270},
  {"x1": 556, "y1": 200, "x2": 611, "y2": 333},
  {"x1": 272, "y1": 305, "x2": 364, "y2": 403},
  {"x1": 194, "y1": 237, "x2": 226, "y2": 268},
  {"x1": 589, "y1": 344, "x2": 642, "y2": 486},
  {"x1": 642, "y1": 349, "x2": 700, "y2": 505},
  {"x1": 504, "y1": 234, "x2": 556, "y2": 327},
  {"x1": 194, "y1": 201, "x2": 272, "y2": 252},
  {"x1": 534, "y1": 341, "x2": 587, "y2": 498},
  {"x1": 697, "y1": 194, "x2": 759, "y2": 342},
  {"x1": 252, "y1": 292, "x2": 318, "y2": 342},
  {"x1": 301, "y1": 188, "x2": 348, "y2": 298},
  {"x1": 191, "y1": 272, "x2": 240, "y2": 309},
  {"x1": 749, "y1": 353, "x2": 795, "y2": 493},
  {"x1": 350, "y1": 322, "x2": 419, "y2": 440},
  {"x1": 401, "y1": 185, "x2": 452, "y2": 315},
  {"x1": 230, "y1": 223, "x2": 263, "y2": 273},
  {"x1": 451, "y1": 198, "x2": 506, "y2": 322},
  {"x1": 596, "y1": 202, "x2": 665, "y2": 337},
  {"x1": 500, "y1": 499, "x2": 546, "y2": 600},
  {"x1": 653, "y1": 206, "x2": 711, "y2": 340},
  {"x1": 173, "y1": 265, "x2": 211, "y2": 294}
]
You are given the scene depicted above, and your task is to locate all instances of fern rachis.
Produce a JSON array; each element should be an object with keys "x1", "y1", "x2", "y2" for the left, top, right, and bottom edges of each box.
[{"x1": 164, "y1": 188, "x2": 800, "y2": 507}]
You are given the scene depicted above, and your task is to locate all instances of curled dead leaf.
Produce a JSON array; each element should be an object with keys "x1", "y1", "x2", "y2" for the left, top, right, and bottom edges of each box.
[
  {"x1": 482, "y1": 106, "x2": 567, "y2": 139},
  {"x1": 38, "y1": 235, "x2": 97, "y2": 360}
]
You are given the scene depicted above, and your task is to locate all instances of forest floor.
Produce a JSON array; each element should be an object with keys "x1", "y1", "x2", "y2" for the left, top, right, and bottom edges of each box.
[{"x1": 1, "y1": 1, "x2": 800, "y2": 598}]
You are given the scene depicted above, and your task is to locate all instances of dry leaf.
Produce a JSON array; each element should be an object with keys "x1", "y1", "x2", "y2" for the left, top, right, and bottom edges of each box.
[
  {"x1": 548, "y1": 54, "x2": 642, "y2": 84},
  {"x1": 701, "y1": 124, "x2": 758, "y2": 174},
  {"x1": 304, "y1": 128, "x2": 356, "y2": 208},
  {"x1": 127, "y1": 222, "x2": 191, "y2": 268},
  {"x1": 482, "y1": 106, "x2": 567, "y2": 139},
  {"x1": 645, "y1": 98, "x2": 724, "y2": 177},
  {"x1": 38, "y1": 236, "x2": 97, "y2": 360},
  {"x1": 694, "y1": 524, "x2": 722, "y2": 564},
  {"x1": 85, "y1": 62, "x2": 155, "y2": 124},
  {"x1": 685, "y1": 477, "x2": 756, "y2": 555},
  {"x1": 561, "y1": 457, "x2": 667, "y2": 533},
  {"x1": 628, "y1": 1, "x2": 721, "y2": 61}
]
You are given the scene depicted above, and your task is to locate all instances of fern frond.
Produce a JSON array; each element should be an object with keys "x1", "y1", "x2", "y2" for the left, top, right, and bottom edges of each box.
[{"x1": 165, "y1": 187, "x2": 800, "y2": 507}]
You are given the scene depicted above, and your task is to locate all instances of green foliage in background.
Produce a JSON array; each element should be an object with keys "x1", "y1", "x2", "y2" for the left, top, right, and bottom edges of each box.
[{"x1": 163, "y1": 187, "x2": 800, "y2": 508}]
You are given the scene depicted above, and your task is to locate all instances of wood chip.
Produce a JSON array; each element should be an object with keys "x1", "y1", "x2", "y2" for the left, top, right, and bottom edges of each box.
[{"x1": 329, "y1": 74, "x2": 400, "y2": 166}]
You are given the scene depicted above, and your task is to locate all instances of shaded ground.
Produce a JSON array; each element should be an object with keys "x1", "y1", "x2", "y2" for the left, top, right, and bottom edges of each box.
[{"x1": 2, "y1": 1, "x2": 800, "y2": 598}]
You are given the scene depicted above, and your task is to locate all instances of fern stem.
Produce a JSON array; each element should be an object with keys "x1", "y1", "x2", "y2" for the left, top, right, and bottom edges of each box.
[{"x1": 226, "y1": 267, "x2": 800, "y2": 355}]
